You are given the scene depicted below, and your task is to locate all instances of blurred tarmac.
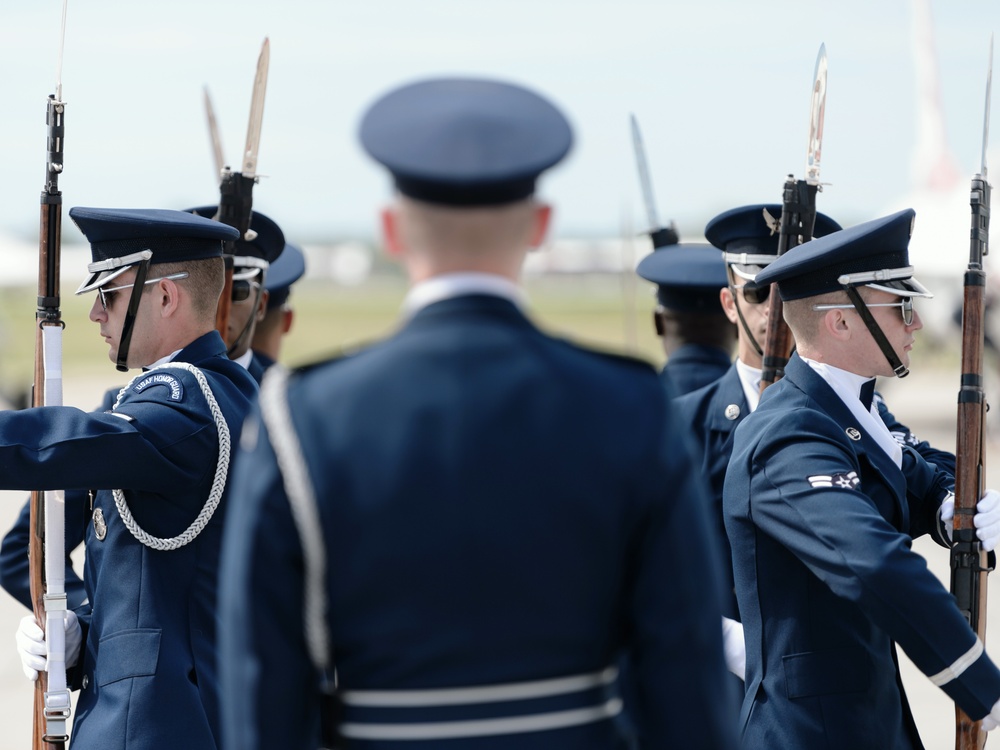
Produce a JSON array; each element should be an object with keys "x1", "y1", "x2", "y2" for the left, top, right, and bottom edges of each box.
[{"x1": 0, "y1": 362, "x2": 994, "y2": 746}]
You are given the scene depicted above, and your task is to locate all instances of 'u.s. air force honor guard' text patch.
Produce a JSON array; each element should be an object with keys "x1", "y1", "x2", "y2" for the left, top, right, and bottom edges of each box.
[
  {"x1": 807, "y1": 471, "x2": 861, "y2": 490},
  {"x1": 133, "y1": 372, "x2": 184, "y2": 401}
]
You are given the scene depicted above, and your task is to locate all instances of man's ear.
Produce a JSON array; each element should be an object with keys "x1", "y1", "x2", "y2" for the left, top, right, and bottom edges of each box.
[
  {"x1": 255, "y1": 289, "x2": 270, "y2": 323},
  {"x1": 528, "y1": 203, "x2": 552, "y2": 249},
  {"x1": 720, "y1": 286, "x2": 739, "y2": 325},
  {"x1": 157, "y1": 278, "x2": 182, "y2": 318},
  {"x1": 822, "y1": 309, "x2": 851, "y2": 340},
  {"x1": 381, "y1": 206, "x2": 403, "y2": 257}
]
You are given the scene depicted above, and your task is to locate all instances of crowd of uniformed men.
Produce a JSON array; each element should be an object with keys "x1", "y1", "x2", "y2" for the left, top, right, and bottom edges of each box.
[{"x1": 0, "y1": 73, "x2": 998, "y2": 749}]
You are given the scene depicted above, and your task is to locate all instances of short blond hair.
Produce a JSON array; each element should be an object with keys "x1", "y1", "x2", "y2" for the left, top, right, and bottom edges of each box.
[
  {"x1": 784, "y1": 286, "x2": 883, "y2": 345},
  {"x1": 157, "y1": 257, "x2": 224, "y2": 320}
]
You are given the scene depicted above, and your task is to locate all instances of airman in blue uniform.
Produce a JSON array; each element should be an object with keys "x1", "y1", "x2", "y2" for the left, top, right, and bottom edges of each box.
[
  {"x1": 219, "y1": 77, "x2": 737, "y2": 750},
  {"x1": 636, "y1": 242, "x2": 734, "y2": 394},
  {"x1": 10, "y1": 208, "x2": 256, "y2": 750},
  {"x1": 724, "y1": 208, "x2": 1000, "y2": 748},
  {"x1": 187, "y1": 206, "x2": 286, "y2": 384},
  {"x1": 675, "y1": 205, "x2": 953, "y2": 625},
  {"x1": 0, "y1": 209, "x2": 293, "y2": 614},
  {"x1": 0, "y1": 215, "x2": 293, "y2": 624},
  {"x1": 251, "y1": 240, "x2": 306, "y2": 370}
]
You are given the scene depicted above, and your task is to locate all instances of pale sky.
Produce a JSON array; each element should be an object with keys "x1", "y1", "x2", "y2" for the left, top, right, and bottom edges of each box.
[{"x1": 0, "y1": 0, "x2": 997, "y2": 245}]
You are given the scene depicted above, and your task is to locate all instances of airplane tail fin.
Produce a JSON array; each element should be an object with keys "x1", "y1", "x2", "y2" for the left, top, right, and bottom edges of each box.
[{"x1": 911, "y1": 0, "x2": 963, "y2": 192}]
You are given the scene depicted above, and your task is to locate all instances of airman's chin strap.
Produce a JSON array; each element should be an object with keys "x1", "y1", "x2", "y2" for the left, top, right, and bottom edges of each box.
[
  {"x1": 731, "y1": 290, "x2": 763, "y2": 358},
  {"x1": 843, "y1": 285, "x2": 909, "y2": 378},
  {"x1": 226, "y1": 283, "x2": 264, "y2": 359},
  {"x1": 115, "y1": 254, "x2": 152, "y2": 372}
]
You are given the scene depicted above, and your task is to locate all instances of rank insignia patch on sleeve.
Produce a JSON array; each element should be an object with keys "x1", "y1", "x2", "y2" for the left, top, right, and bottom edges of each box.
[
  {"x1": 133, "y1": 372, "x2": 184, "y2": 401},
  {"x1": 890, "y1": 430, "x2": 921, "y2": 447},
  {"x1": 807, "y1": 471, "x2": 860, "y2": 490}
]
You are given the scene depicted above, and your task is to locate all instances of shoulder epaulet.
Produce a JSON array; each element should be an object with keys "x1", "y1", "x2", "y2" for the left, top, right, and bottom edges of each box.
[
  {"x1": 554, "y1": 334, "x2": 658, "y2": 375},
  {"x1": 288, "y1": 336, "x2": 382, "y2": 375}
]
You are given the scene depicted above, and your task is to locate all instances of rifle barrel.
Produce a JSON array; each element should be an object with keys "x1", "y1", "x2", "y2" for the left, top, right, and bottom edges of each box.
[{"x1": 952, "y1": 174, "x2": 991, "y2": 750}]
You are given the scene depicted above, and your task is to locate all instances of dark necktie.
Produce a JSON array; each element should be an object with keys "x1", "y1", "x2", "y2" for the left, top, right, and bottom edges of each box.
[{"x1": 859, "y1": 379, "x2": 876, "y2": 411}]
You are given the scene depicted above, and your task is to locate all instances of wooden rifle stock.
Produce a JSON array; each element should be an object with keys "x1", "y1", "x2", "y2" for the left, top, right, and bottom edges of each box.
[
  {"x1": 759, "y1": 176, "x2": 818, "y2": 393},
  {"x1": 952, "y1": 172, "x2": 991, "y2": 750}
]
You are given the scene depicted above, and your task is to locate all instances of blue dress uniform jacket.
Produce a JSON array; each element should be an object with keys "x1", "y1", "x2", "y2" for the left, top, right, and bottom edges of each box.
[
  {"x1": 246, "y1": 351, "x2": 270, "y2": 385},
  {"x1": 0, "y1": 331, "x2": 256, "y2": 750},
  {"x1": 219, "y1": 294, "x2": 737, "y2": 750},
  {"x1": 660, "y1": 343, "x2": 731, "y2": 396},
  {"x1": 0, "y1": 488, "x2": 88, "y2": 611},
  {"x1": 1, "y1": 353, "x2": 276, "y2": 612},
  {"x1": 674, "y1": 363, "x2": 957, "y2": 623},
  {"x1": 0, "y1": 390, "x2": 117, "y2": 611},
  {"x1": 723, "y1": 355, "x2": 1000, "y2": 749},
  {"x1": 673, "y1": 365, "x2": 745, "y2": 620}
]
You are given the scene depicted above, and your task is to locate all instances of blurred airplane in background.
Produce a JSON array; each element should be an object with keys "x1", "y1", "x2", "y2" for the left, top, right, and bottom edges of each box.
[
  {"x1": 885, "y1": 0, "x2": 997, "y2": 352},
  {"x1": 0, "y1": 0, "x2": 992, "y2": 329}
]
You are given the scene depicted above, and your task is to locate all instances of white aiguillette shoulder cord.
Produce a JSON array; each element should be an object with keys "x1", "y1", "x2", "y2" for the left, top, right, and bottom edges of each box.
[
  {"x1": 258, "y1": 364, "x2": 330, "y2": 672},
  {"x1": 111, "y1": 362, "x2": 230, "y2": 551}
]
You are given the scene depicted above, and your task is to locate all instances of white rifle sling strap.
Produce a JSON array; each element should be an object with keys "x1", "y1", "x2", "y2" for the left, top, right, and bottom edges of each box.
[
  {"x1": 42, "y1": 324, "x2": 72, "y2": 740},
  {"x1": 111, "y1": 362, "x2": 230, "y2": 550},
  {"x1": 258, "y1": 365, "x2": 331, "y2": 671}
]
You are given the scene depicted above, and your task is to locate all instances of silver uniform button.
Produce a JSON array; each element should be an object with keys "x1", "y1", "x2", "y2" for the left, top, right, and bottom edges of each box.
[
  {"x1": 93, "y1": 507, "x2": 107, "y2": 541},
  {"x1": 846, "y1": 427, "x2": 862, "y2": 441},
  {"x1": 82, "y1": 674, "x2": 89, "y2": 689},
  {"x1": 724, "y1": 404, "x2": 741, "y2": 421}
]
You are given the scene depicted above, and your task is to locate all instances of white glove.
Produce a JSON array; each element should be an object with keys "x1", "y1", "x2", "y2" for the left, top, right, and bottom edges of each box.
[
  {"x1": 940, "y1": 492, "x2": 955, "y2": 541},
  {"x1": 975, "y1": 489, "x2": 1000, "y2": 552},
  {"x1": 982, "y1": 696, "x2": 1000, "y2": 731},
  {"x1": 15, "y1": 611, "x2": 82, "y2": 682},
  {"x1": 722, "y1": 616, "x2": 746, "y2": 681}
]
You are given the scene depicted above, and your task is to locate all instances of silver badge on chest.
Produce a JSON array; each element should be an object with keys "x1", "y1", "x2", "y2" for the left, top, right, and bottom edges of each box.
[
  {"x1": 93, "y1": 507, "x2": 107, "y2": 541},
  {"x1": 846, "y1": 427, "x2": 862, "y2": 441},
  {"x1": 724, "y1": 404, "x2": 741, "y2": 421}
]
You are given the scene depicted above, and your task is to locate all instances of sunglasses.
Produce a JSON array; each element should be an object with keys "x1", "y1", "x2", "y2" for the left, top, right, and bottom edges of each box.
[
  {"x1": 812, "y1": 297, "x2": 914, "y2": 326},
  {"x1": 730, "y1": 281, "x2": 770, "y2": 306},
  {"x1": 231, "y1": 279, "x2": 261, "y2": 303},
  {"x1": 97, "y1": 272, "x2": 189, "y2": 311}
]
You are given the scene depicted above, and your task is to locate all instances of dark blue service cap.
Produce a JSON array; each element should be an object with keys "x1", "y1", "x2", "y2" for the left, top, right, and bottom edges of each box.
[
  {"x1": 636, "y1": 243, "x2": 728, "y2": 313},
  {"x1": 359, "y1": 77, "x2": 573, "y2": 206},
  {"x1": 185, "y1": 206, "x2": 285, "y2": 266},
  {"x1": 705, "y1": 204, "x2": 842, "y2": 279},
  {"x1": 70, "y1": 207, "x2": 240, "y2": 294},
  {"x1": 264, "y1": 242, "x2": 306, "y2": 310},
  {"x1": 754, "y1": 208, "x2": 932, "y2": 301}
]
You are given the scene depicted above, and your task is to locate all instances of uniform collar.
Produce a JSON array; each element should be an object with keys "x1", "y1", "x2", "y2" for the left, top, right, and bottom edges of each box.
[
  {"x1": 143, "y1": 348, "x2": 183, "y2": 371},
  {"x1": 402, "y1": 272, "x2": 526, "y2": 319},
  {"x1": 735, "y1": 359, "x2": 762, "y2": 413},
  {"x1": 799, "y1": 357, "x2": 901, "y2": 467},
  {"x1": 231, "y1": 349, "x2": 254, "y2": 371}
]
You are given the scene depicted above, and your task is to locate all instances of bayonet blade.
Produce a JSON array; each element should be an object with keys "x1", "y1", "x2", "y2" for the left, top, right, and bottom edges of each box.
[
  {"x1": 203, "y1": 86, "x2": 226, "y2": 179},
  {"x1": 54, "y1": 0, "x2": 69, "y2": 102},
  {"x1": 981, "y1": 34, "x2": 993, "y2": 179},
  {"x1": 805, "y1": 43, "x2": 828, "y2": 186},
  {"x1": 630, "y1": 113, "x2": 661, "y2": 233},
  {"x1": 241, "y1": 37, "x2": 269, "y2": 178}
]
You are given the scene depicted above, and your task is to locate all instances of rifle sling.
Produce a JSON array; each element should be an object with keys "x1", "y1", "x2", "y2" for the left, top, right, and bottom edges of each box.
[{"x1": 732, "y1": 291, "x2": 763, "y2": 358}]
